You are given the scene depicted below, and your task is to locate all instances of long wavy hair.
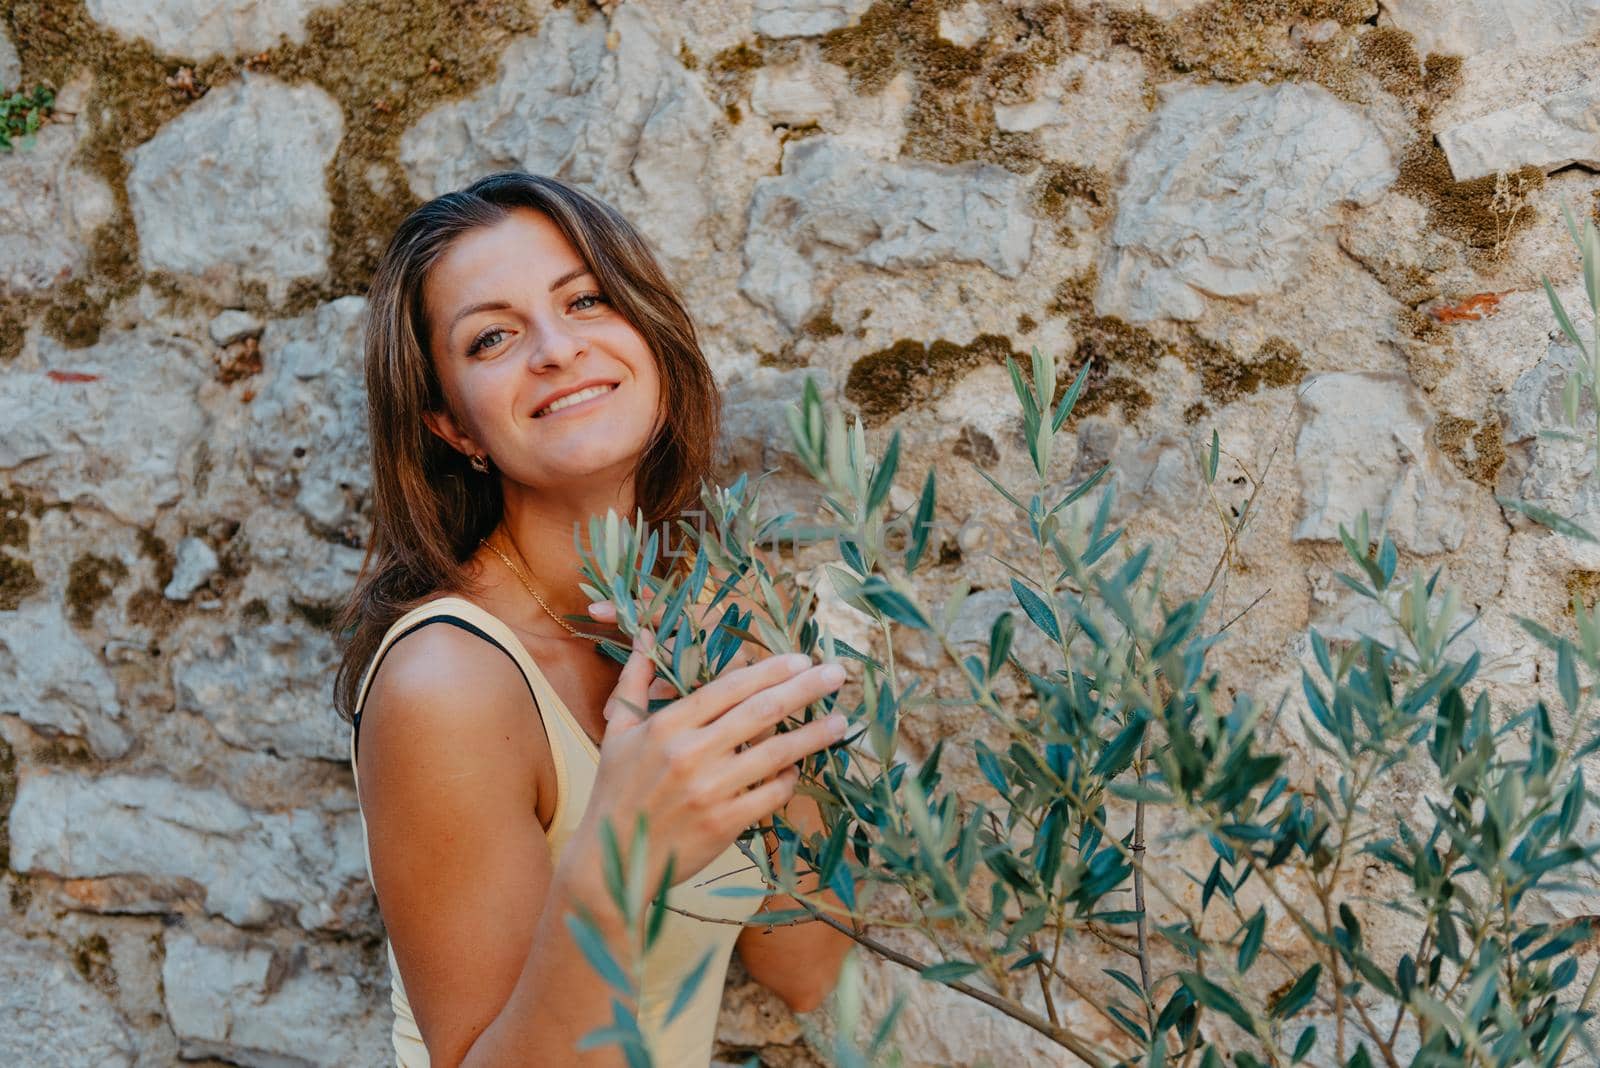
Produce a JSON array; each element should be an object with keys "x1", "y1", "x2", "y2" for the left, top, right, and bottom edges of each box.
[{"x1": 333, "y1": 171, "x2": 721, "y2": 722}]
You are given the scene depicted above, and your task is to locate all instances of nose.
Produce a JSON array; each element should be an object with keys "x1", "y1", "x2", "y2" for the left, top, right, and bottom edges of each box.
[{"x1": 524, "y1": 311, "x2": 586, "y2": 372}]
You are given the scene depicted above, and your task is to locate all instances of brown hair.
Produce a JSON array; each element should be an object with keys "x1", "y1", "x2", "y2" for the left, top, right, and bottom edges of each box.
[{"x1": 333, "y1": 171, "x2": 720, "y2": 722}]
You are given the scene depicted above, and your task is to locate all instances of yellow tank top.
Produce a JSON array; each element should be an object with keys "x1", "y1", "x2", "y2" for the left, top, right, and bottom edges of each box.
[{"x1": 348, "y1": 595, "x2": 768, "y2": 1067}]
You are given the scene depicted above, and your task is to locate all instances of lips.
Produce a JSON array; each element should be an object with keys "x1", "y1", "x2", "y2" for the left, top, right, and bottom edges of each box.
[{"x1": 532, "y1": 380, "x2": 619, "y2": 418}]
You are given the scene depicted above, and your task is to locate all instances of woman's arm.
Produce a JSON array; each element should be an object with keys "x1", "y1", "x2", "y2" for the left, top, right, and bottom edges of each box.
[{"x1": 358, "y1": 625, "x2": 631, "y2": 1068}]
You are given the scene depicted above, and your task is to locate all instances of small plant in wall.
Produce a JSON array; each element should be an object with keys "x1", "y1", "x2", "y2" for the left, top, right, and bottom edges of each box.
[
  {"x1": 570, "y1": 244, "x2": 1600, "y2": 1065},
  {"x1": 0, "y1": 85, "x2": 52, "y2": 152}
]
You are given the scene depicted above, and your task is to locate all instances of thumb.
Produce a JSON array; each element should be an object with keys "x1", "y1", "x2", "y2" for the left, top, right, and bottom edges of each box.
[{"x1": 602, "y1": 627, "x2": 656, "y2": 733}]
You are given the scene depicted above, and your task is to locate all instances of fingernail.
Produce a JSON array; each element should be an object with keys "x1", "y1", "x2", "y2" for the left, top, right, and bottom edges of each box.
[
  {"x1": 825, "y1": 713, "x2": 848, "y2": 738},
  {"x1": 587, "y1": 601, "x2": 606, "y2": 613},
  {"x1": 783, "y1": 652, "x2": 811, "y2": 672},
  {"x1": 819, "y1": 663, "x2": 845, "y2": 687}
]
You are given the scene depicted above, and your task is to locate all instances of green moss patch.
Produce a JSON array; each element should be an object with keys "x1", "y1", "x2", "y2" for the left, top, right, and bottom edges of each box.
[
  {"x1": 0, "y1": 489, "x2": 39, "y2": 610},
  {"x1": 0, "y1": 734, "x2": 13, "y2": 871},
  {"x1": 70, "y1": 932, "x2": 117, "y2": 993},
  {"x1": 1031, "y1": 161, "x2": 1113, "y2": 244},
  {"x1": 1434, "y1": 411, "x2": 1506, "y2": 487},
  {"x1": 1395, "y1": 140, "x2": 1544, "y2": 257},
  {"x1": 845, "y1": 334, "x2": 1030, "y2": 425},
  {"x1": 65, "y1": 554, "x2": 126, "y2": 628},
  {"x1": 3, "y1": 0, "x2": 537, "y2": 341}
]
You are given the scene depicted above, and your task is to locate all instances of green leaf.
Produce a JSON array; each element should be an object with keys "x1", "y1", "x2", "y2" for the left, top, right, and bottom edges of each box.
[
  {"x1": 1560, "y1": 640, "x2": 1582, "y2": 713},
  {"x1": 904, "y1": 468, "x2": 937, "y2": 573},
  {"x1": 1497, "y1": 495, "x2": 1599, "y2": 543},
  {"x1": 664, "y1": 948, "x2": 716, "y2": 1026},
  {"x1": 1270, "y1": 963, "x2": 1321, "y2": 1019},
  {"x1": 1092, "y1": 712, "x2": 1149, "y2": 779},
  {"x1": 1178, "y1": 972, "x2": 1256, "y2": 1035},
  {"x1": 865, "y1": 430, "x2": 901, "y2": 516},
  {"x1": 1205, "y1": 428, "x2": 1219, "y2": 484},
  {"x1": 1052, "y1": 358, "x2": 1092, "y2": 433},
  {"x1": 920, "y1": 960, "x2": 981, "y2": 985},
  {"x1": 1237, "y1": 907, "x2": 1267, "y2": 973},
  {"x1": 1010, "y1": 578, "x2": 1062, "y2": 643},
  {"x1": 1545, "y1": 275, "x2": 1587, "y2": 351},
  {"x1": 858, "y1": 575, "x2": 930, "y2": 629},
  {"x1": 565, "y1": 913, "x2": 635, "y2": 997}
]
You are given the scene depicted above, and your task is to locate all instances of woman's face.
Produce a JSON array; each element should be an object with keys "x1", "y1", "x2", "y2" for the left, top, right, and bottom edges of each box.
[{"x1": 420, "y1": 206, "x2": 663, "y2": 495}]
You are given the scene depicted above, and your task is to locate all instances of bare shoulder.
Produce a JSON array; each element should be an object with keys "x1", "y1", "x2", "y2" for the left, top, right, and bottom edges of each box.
[{"x1": 356, "y1": 620, "x2": 545, "y2": 818}]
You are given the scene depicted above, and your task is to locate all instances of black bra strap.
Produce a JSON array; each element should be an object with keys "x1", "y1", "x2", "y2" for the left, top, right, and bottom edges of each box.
[{"x1": 352, "y1": 615, "x2": 538, "y2": 765}]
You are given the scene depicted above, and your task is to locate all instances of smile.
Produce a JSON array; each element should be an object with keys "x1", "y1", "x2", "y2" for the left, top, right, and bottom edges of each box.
[{"x1": 533, "y1": 382, "x2": 618, "y2": 419}]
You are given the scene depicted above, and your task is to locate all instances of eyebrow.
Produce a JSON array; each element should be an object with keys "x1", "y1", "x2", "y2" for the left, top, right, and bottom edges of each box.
[{"x1": 446, "y1": 266, "x2": 596, "y2": 337}]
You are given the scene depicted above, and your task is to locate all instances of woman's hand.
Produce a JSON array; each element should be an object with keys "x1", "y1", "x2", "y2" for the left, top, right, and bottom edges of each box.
[{"x1": 567, "y1": 627, "x2": 847, "y2": 895}]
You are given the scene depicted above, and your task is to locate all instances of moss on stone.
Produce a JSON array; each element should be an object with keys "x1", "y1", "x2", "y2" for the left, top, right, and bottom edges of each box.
[
  {"x1": 242, "y1": 597, "x2": 271, "y2": 624},
  {"x1": 801, "y1": 311, "x2": 843, "y2": 340},
  {"x1": 1435, "y1": 411, "x2": 1506, "y2": 487},
  {"x1": 0, "y1": 734, "x2": 13, "y2": 871},
  {"x1": 3, "y1": 0, "x2": 536, "y2": 339},
  {"x1": 0, "y1": 490, "x2": 38, "y2": 611},
  {"x1": 845, "y1": 333, "x2": 1029, "y2": 425},
  {"x1": 70, "y1": 932, "x2": 117, "y2": 993},
  {"x1": 1395, "y1": 139, "x2": 1544, "y2": 256},
  {"x1": 0, "y1": 300, "x2": 30, "y2": 361},
  {"x1": 136, "y1": 529, "x2": 175, "y2": 589},
  {"x1": 1032, "y1": 161, "x2": 1113, "y2": 244},
  {"x1": 290, "y1": 596, "x2": 341, "y2": 632},
  {"x1": 1194, "y1": 335, "x2": 1306, "y2": 409},
  {"x1": 954, "y1": 424, "x2": 999, "y2": 468},
  {"x1": 65, "y1": 553, "x2": 127, "y2": 628},
  {"x1": 819, "y1": 1, "x2": 1069, "y2": 168},
  {"x1": 1016, "y1": 313, "x2": 1037, "y2": 334},
  {"x1": 1097, "y1": 0, "x2": 1372, "y2": 84},
  {"x1": 1567, "y1": 570, "x2": 1600, "y2": 616}
]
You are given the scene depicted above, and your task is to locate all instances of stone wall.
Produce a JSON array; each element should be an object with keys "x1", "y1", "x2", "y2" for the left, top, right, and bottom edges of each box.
[{"x1": 1, "y1": 0, "x2": 1596, "y2": 1064}]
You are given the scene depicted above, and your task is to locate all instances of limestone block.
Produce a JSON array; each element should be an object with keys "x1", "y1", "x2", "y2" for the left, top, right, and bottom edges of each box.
[
  {"x1": 750, "y1": 63, "x2": 837, "y2": 127},
  {"x1": 208, "y1": 308, "x2": 265, "y2": 346},
  {"x1": 9, "y1": 771, "x2": 369, "y2": 931},
  {"x1": 1502, "y1": 341, "x2": 1600, "y2": 564},
  {"x1": 0, "y1": 24, "x2": 18, "y2": 88},
  {"x1": 1293, "y1": 372, "x2": 1474, "y2": 555},
  {"x1": 127, "y1": 73, "x2": 343, "y2": 295},
  {"x1": 991, "y1": 53, "x2": 1147, "y2": 171},
  {"x1": 0, "y1": 601, "x2": 130, "y2": 759},
  {"x1": 1098, "y1": 82, "x2": 1394, "y2": 322},
  {"x1": 1378, "y1": 0, "x2": 1600, "y2": 58},
  {"x1": 85, "y1": 0, "x2": 327, "y2": 59},
  {"x1": 0, "y1": 122, "x2": 116, "y2": 296},
  {"x1": 740, "y1": 136, "x2": 1034, "y2": 329},
  {"x1": 164, "y1": 536, "x2": 220, "y2": 601},
  {"x1": 0, "y1": 930, "x2": 135, "y2": 1067},
  {"x1": 0, "y1": 331, "x2": 207, "y2": 524},
  {"x1": 938, "y1": 2, "x2": 988, "y2": 48},
  {"x1": 398, "y1": 6, "x2": 717, "y2": 266},
  {"x1": 162, "y1": 929, "x2": 388, "y2": 1066},
  {"x1": 246, "y1": 297, "x2": 369, "y2": 539},
  {"x1": 172, "y1": 620, "x2": 351, "y2": 762},
  {"x1": 752, "y1": 0, "x2": 873, "y2": 37},
  {"x1": 1439, "y1": 82, "x2": 1600, "y2": 182}
]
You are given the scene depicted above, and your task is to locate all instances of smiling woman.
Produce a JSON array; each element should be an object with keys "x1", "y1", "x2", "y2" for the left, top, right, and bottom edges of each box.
[{"x1": 332, "y1": 173, "x2": 853, "y2": 1068}]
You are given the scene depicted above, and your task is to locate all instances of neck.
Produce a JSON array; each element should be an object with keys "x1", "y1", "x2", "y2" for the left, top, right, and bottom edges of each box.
[{"x1": 493, "y1": 473, "x2": 640, "y2": 626}]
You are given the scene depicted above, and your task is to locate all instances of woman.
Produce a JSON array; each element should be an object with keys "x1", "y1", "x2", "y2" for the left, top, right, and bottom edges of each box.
[{"x1": 334, "y1": 171, "x2": 854, "y2": 1067}]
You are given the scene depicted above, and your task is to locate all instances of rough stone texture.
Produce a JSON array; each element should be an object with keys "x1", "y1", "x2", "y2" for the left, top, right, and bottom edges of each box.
[
  {"x1": 127, "y1": 73, "x2": 343, "y2": 296},
  {"x1": 399, "y1": 6, "x2": 717, "y2": 268},
  {"x1": 245, "y1": 297, "x2": 369, "y2": 541},
  {"x1": 1378, "y1": 0, "x2": 1600, "y2": 58},
  {"x1": 1098, "y1": 82, "x2": 1395, "y2": 322},
  {"x1": 162, "y1": 927, "x2": 388, "y2": 1066},
  {"x1": 1, "y1": 1, "x2": 1597, "y2": 1063},
  {"x1": 9, "y1": 771, "x2": 368, "y2": 931},
  {"x1": 741, "y1": 136, "x2": 1035, "y2": 329},
  {"x1": 0, "y1": 601, "x2": 130, "y2": 759},
  {"x1": 1294, "y1": 372, "x2": 1474, "y2": 554},
  {"x1": 752, "y1": 0, "x2": 873, "y2": 37},
  {"x1": 0, "y1": 331, "x2": 206, "y2": 524},
  {"x1": 0, "y1": 24, "x2": 18, "y2": 89},
  {"x1": 0, "y1": 121, "x2": 116, "y2": 296},
  {"x1": 1439, "y1": 81, "x2": 1600, "y2": 181},
  {"x1": 84, "y1": 0, "x2": 328, "y2": 59},
  {"x1": 164, "y1": 536, "x2": 220, "y2": 601},
  {"x1": 173, "y1": 620, "x2": 350, "y2": 762},
  {"x1": 0, "y1": 929, "x2": 136, "y2": 1067}
]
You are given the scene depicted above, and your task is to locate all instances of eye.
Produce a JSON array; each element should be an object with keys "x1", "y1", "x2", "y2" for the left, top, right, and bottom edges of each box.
[
  {"x1": 466, "y1": 327, "x2": 507, "y2": 357},
  {"x1": 572, "y1": 292, "x2": 608, "y2": 312}
]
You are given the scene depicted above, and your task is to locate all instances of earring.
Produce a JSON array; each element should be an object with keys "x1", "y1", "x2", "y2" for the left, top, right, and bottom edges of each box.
[{"x1": 469, "y1": 453, "x2": 489, "y2": 473}]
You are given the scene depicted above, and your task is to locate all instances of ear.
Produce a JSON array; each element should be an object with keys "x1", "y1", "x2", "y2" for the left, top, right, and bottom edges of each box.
[{"x1": 421, "y1": 407, "x2": 480, "y2": 460}]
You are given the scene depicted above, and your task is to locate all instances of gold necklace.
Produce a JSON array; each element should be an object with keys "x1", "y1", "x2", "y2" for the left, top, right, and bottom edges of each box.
[{"x1": 480, "y1": 533, "x2": 603, "y2": 644}]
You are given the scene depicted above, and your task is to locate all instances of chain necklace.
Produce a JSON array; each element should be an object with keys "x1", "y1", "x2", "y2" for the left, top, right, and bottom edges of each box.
[{"x1": 480, "y1": 532, "x2": 604, "y2": 645}]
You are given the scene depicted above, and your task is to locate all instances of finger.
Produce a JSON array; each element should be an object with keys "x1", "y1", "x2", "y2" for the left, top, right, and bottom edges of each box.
[
  {"x1": 654, "y1": 651, "x2": 818, "y2": 730},
  {"x1": 601, "y1": 627, "x2": 657, "y2": 733},
  {"x1": 723, "y1": 765, "x2": 800, "y2": 832},
  {"x1": 704, "y1": 661, "x2": 846, "y2": 751},
  {"x1": 720, "y1": 712, "x2": 847, "y2": 794}
]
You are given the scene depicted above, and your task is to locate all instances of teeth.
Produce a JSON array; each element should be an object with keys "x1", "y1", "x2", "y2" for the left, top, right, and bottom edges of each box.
[{"x1": 537, "y1": 383, "x2": 614, "y2": 417}]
